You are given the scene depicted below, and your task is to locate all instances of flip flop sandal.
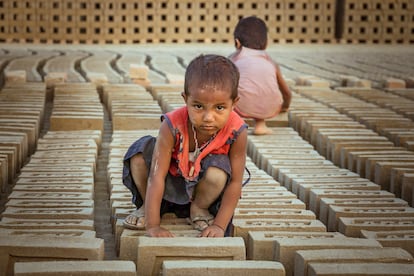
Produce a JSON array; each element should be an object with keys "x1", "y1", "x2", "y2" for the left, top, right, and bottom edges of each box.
[
  {"x1": 123, "y1": 208, "x2": 145, "y2": 230},
  {"x1": 189, "y1": 214, "x2": 214, "y2": 231}
]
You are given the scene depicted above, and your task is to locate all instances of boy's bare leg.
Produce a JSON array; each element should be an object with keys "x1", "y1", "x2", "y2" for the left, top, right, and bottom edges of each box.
[
  {"x1": 191, "y1": 167, "x2": 226, "y2": 230},
  {"x1": 253, "y1": 119, "x2": 272, "y2": 135},
  {"x1": 124, "y1": 154, "x2": 148, "y2": 227}
]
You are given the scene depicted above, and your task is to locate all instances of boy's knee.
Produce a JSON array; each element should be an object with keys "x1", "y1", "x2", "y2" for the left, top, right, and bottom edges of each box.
[
  {"x1": 130, "y1": 153, "x2": 145, "y2": 168},
  {"x1": 203, "y1": 167, "x2": 227, "y2": 188}
]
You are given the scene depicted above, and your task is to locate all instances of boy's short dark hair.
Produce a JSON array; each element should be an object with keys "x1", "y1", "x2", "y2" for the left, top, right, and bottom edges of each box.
[
  {"x1": 184, "y1": 54, "x2": 239, "y2": 100},
  {"x1": 233, "y1": 16, "x2": 267, "y2": 50}
]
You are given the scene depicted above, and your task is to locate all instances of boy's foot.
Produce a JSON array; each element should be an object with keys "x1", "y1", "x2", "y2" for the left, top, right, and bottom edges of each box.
[
  {"x1": 190, "y1": 204, "x2": 214, "y2": 231},
  {"x1": 189, "y1": 214, "x2": 214, "y2": 231},
  {"x1": 123, "y1": 207, "x2": 145, "y2": 230}
]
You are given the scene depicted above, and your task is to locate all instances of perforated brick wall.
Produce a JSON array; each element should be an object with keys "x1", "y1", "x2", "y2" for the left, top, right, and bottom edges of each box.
[
  {"x1": 0, "y1": 0, "x2": 411, "y2": 44},
  {"x1": 338, "y1": 0, "x2": 414, "y2": 44}
]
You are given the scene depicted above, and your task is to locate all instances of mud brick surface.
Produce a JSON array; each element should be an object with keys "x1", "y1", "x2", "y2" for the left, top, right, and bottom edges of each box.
[
  {"x1": 234, "y1": 208, "x2": 315, "y2": 220},
  {"x1": 14, "y1": 260, "x2": 136, "y2": 276},
  {"x1": 391, "y1": 168, "x2": 414, "y2": 198},
  {"x1": 290, "y1": 174, "x2": 365, "y2": 194},
  {"x1": 338, "y1": 217, "x2": 414, "y2": 237},
  {"x1": 277, "y1": 167, "x2": 348, "y2": 187},
  {"x1": 274, "y1": 237, "x2": 382, "y2": 276},
  {"x1": 1, "y1": 206, "x2": 94, "y2": 220},
  {"x1": 332, "y1": 140, "x2": 396, "y2": 166},
  {"x1": 258, "y1": 151, "x2": 323, "y2": 171},
  {"x1": 296, "y1": 179, "x2": 380, "y2": 206},
  {"x1": 4, "y1": 70, "x2": 26, "y2": 84},
  {"x1": 112, "y1": 113, "x2": 162, "y2": 130},
  {"x1": 316, "y1": 129, "x2": 380, "y2": 156},
  {"x1": 0, "y1": 125, "x2": 36, "y2": 154},
  {"x1": 240, "y1": 190, "x2": 297, "y2": 200},
  {"x1": 307, "y1": 263, "x2": 414, "y2": 276},
  {"x1": 136, "y1": 237, "x2": 246, "y2": 276},
  {"x1": 347, "y1": 150, "x2": 413, "y2": 173},
  {"x1": 162, "y1": 260, "x2": 285, "y2": 276},
  {"x1": 247, "y1": 231, "x2": 345, "y2": 261},
  {"x1": 0, "y1": 228, "x2": 96, "y2": 238},
  {"x1": 340, "y1": 146, "x2": 401, "y2": 169},
  {"x1": 8, "y1": 191, "x2": 93, "y2": 200},
  {"x1": 0, "y1": 217, "x2": 94, "y2": 230},
  {"x1": 267, "y1": 160, "x2": 334, "y2": 179},
  {"x1": 237, "y1": 198, "x2": 306, "y2": 209},
  {"x1": 295, "y1": 247, "x2": 414, "y2": 276},
  {"x1": 319, "y1": 197, "x2": 409, "y2": 225},
  {"x1": 0, "y1": 146, "x2": 19, "y2": 181},
  {"x1": 401, "y1": 173, "x2": 414, "y2": 206},
  {"x1": 12, "y1": 184, "x2": 93, "y2": 193},
  {"x1": 0, "y1": 236, "x2": 104, "y2": 275},
  {"x1": 374, "y1": 162, "x2": 414, "y2": 190},
  {"x1": 119, "y1": 228, "x2": 200, "y2": 262},
  {"x1": 15, "y1": 178, "x2": 94, "y2": 186},
  {"x1": 0, "y1": 139, "x2": 23, "y2": 169},
  {"x1": 308, "y1": 189, "x2": 396, "y2": 215},
  {"x1": 360, "y1": 230, "x2": 414, "y2": 256},
  {"x1": 364, "y1": 158, "x2": 414, "y2": 182},
  {"x1": 0, "y1": 155, "x2": 8, "y2": 191},
  {"x1": 232, "y1": 218, "x2": 326, "y2": 244},
  {"x1": 326, "y1": 135, "x2": 391, "y2": 161},
  {"x1": 328, "y1": 206, "x2": 414, "y2": 231}
]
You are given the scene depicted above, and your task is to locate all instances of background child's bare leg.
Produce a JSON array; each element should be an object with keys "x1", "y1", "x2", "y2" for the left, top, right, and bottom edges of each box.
[
  {"x1": 125, "y1": 153, "x2": 147, "y2": 227},
  {"x1": 254, "y1": 119, "x2": 272, "y2": 135},
  {"x1": 191, "y1": 167, "x2": 226, "y2": 229}
]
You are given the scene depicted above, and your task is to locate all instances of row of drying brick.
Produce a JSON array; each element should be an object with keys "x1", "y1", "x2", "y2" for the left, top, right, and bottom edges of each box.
[
  {"x1": 99, "y1": 79, "x2": 289, "y2": 275},
  {"x1": 297, "y1": 86, "x2": 414, "y2": 150},
  {"x1": 104, "y1": 83, "x2": 414, "y2": 275},
  {"x1": 0, "y1": 81, "x2": 120, "y2": 274},
  {"x1": 289, "y1": 86, "x2": 414, "y2": 206},
  {"x1": 0, "y1": 83, "x2": 46, "y2": 193},
  {"x1": 107, "y1": 129, "x2": 287, "y2": 275},
  {"x1": 247, "y1": 125, "x2": 414, "y2": 275}
]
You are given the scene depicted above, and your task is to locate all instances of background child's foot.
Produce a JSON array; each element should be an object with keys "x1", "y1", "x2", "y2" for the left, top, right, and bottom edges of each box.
[
  {"x1": 253, "y1": 120, "x2": 272, "y2": 135},
  {"x1": 253, "y1": 126, "x2": 273, "y2": 135}
]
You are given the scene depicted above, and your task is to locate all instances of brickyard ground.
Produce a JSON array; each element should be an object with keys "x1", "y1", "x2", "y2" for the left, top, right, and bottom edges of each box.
[{"x1": 0, "y1": 43, "x2": 414, "y2": 275}]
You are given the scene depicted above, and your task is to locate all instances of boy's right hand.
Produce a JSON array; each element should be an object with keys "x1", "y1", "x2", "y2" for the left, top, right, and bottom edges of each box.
[{"x1": 146, "y1": 226, "x2": 175, "y2": 237}]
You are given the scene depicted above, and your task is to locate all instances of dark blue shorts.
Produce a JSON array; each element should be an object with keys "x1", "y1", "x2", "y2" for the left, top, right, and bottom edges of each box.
[{"x1": 122, "y1": 135, "x2": 231, "y2": 218}]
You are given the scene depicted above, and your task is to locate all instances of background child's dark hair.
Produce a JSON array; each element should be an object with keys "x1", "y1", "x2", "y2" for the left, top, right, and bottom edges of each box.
[
  {"x1": 233, "y1": 16, "x2": 267, "y2": 50},
  {"x1": 184, "y1": 54, "x2": 239, "y2": 100}
]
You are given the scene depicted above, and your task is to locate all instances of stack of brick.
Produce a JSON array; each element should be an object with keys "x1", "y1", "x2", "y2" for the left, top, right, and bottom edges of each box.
[
  {"x1": 101, "y1": 84, "x2": 163, "y2": 131},
  {"x1": 0, "y1": 130, "x2": 105, "y2": 275},
  {"x1": 49, "y1": 83, "x2": 104, "y2": 132},
  {"x1": 43, "y1": 51, "x2": 89, "y2": 83},
  {"x1": 4, "y1": 51, "x2": 59, "y2": 83},
  {"x1": 80, "y1": 51, "x2": 124, "y2": 84},
  {"x1": 293, "y1": 86, "x2": 414, "y2": 198},
  {"x1": 0, "y1": 83, "x2": 46, "y2": 192}
]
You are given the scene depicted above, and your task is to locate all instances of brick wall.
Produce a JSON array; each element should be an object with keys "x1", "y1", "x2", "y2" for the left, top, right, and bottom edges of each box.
[{"x1": 0, "y1": 0, "x2": 412, "y2": 44}]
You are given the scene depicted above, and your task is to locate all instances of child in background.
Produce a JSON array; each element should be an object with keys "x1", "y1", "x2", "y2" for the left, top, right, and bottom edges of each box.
[
  {"x1": 229, "y1": 16, "x2": 292, "y2": 135},
  {"x1": 122, "y1": 54, "x2": 248, "y2": 237}
]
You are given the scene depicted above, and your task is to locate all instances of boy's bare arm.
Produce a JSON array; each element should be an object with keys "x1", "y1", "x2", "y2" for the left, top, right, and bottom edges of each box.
[
  {"x1": 275, "y1": 63, "x2": 292, "y2": 111},
  {"x1": 145, "y1": 121, "x2": 175, "y2": 237},
  {"x1": 212, "y1": 128, "x2": 247, "y2": 231}
]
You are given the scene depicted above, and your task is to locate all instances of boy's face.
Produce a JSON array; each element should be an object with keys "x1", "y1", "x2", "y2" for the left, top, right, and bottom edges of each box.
[{"x1": 183, "y1": 87, "x2": 238, "y2": 137}]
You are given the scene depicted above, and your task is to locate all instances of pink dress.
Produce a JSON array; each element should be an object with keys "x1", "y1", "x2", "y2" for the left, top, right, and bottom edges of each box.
[{"x1": 230, "y1": 47, "x2": 283, "y2": 119}]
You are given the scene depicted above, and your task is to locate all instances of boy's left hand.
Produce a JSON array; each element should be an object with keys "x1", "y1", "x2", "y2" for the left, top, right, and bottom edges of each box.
[{"x1": 199, "y1": 224, "x2": 225, "y2": 237}]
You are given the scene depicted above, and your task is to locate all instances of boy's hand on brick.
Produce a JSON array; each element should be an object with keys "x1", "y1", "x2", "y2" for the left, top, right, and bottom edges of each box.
[
  {"x1": 199, "y1": 224, "x2": 225, "y2": 237},
  {"x1": 146, "y1": 226, "x2": 175, "y2": 237}
]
